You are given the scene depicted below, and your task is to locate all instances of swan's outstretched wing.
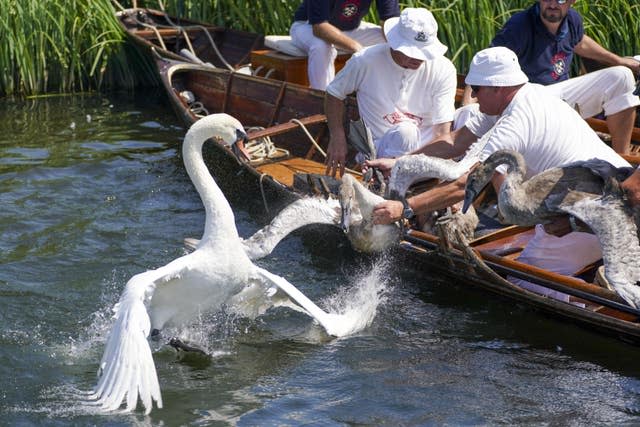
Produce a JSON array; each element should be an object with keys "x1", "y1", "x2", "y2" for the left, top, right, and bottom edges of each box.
[
  {"x1": 253, "y1": 266, "x2": 360, "y2": 337},
  {"x1": 242, "y1": 197, "x2": 342, "y2": 259},
  {"x1": 557, "y1": 193, "x2": 640, "y2": 308},
  {"x1": 91, "y1": 266, "x2": 184, "y2": 414}
]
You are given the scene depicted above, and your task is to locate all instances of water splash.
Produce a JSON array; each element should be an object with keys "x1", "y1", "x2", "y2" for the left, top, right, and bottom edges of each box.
[{"x1": 318, "y1": 255, "x2": 390, "y2": 337}]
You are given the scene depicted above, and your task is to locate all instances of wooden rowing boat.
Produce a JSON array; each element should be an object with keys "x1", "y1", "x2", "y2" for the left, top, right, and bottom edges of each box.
[
  {"x1": 158, "y1": 55, "x2": 640, "y2": 345},
  {"x1": 116, "y1": 7, "x2": 265, "y2": 71}
]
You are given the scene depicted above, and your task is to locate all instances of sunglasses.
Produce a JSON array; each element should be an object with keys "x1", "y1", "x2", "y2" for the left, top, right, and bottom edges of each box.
[
  {"x1": 542, "y1": 0, "x2": 568, "y2": 4},
  {"x1": 471, "y1": 85, "x2": 482, "y2": 93}
]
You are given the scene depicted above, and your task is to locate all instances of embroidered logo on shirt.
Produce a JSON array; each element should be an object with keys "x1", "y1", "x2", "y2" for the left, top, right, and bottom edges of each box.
[
  {"x1": 383, "y1": 111, "x2": 424, "y2": 126},
  {"x1": 342, "y1": 3, "x2": 358, "y2": 18},
  {"x1": 550, "y1": 52, "x2": 568, "y2": 81},
  {"x1": 414, "y1": 31, "x2": 428, "y2": 42}
]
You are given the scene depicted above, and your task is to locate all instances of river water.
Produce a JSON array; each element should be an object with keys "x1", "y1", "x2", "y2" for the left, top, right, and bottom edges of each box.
[{"x1": 3, "y1": 91, "x2": 640, "y2": 426}]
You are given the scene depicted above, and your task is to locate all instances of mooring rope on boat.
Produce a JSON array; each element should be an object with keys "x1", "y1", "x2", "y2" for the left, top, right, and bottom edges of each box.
[
  {"x1": 139, "y1": 3, "x2": 235, "y2": 71},
  {"x1": 245, "y1": 126, "x2": 291, "y2": 164},
  {"x1": 258, "y1": 173, "x2": 270, "y2": 214}
]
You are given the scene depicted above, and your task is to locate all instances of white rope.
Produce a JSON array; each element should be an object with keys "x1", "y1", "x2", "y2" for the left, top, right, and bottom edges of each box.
[
  {"x1": 245, "y1": 126, "x2": 290, "y2": 163},
  {"x1": 131, "y1": 7, "x2": 234, "y2": 71}
]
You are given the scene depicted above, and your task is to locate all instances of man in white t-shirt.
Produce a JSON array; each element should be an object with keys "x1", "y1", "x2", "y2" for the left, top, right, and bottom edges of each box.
[
  {"x1": 325, "y1": 7, "x2": 465, "y2": 177},
  {"x1": 369, "y1": 46, "x2": 631, "y2": 283}
]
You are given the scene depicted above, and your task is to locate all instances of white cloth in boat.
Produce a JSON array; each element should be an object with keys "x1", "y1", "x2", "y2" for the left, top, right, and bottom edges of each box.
[
  {"x1": 327, "y1": 43, "x2": 465, "y2": 158},
  {"x1": 509, "y1": 224, "x2": 602, "y2": 305}
]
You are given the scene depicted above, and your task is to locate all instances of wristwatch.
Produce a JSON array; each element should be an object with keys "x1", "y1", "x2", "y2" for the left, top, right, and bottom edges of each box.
[{"x1": 401, "y1": 198, "x2": 415, "y2": 220}]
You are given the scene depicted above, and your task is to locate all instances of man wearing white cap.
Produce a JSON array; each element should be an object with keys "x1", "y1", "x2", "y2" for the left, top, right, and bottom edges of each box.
[
  {"x1": 325, "y1": 7, "x2": 464, "y2": 177},
  {"x1": 487, "y1": 0, "x2": 640, "y2": 154},
  {"x1": 370, "y1": 46, "x2": 630, "y2": 289}
]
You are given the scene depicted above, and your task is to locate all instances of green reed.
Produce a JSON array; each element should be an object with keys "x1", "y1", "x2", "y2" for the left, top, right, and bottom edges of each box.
[
  {"x1": 0, "y1": 0, "x2": 134, "y2": 96},
  {"x1": 2, "y1": 0, "x2": 639, "y2": 96}
]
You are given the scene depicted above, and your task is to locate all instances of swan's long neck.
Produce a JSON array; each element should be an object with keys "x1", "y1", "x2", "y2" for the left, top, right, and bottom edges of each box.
[
  {"x1": 183, "y1": 134, "x2": 238, "y2": 242},
  {"x1": 351, "y1": 177, "x2": 384, "y2": 218},
  {"x1": 495, "y1": 151, "x2": 526, "y2": 194}
]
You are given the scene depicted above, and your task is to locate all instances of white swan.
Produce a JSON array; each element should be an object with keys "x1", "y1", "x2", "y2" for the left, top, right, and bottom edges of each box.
[
  {"x1": 91, "y1": 114, "x2": 356, "y2": 414},
  {"x1": 556, "y1": 187, "x2": 640, "y2": 308}
]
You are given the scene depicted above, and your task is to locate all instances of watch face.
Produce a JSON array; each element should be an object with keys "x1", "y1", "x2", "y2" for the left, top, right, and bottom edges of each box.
[{"x1": 403, "y1": 207, "x2": 414, "y2": 219}]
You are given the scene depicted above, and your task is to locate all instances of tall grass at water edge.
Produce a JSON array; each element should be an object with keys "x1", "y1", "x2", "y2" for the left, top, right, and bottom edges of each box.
[
  {"x1": 0, "y1": 0, "x2": 155, "y2": 96},
  {"x1": 2, "y1": 0, "x2": 639, "y2": 96}
]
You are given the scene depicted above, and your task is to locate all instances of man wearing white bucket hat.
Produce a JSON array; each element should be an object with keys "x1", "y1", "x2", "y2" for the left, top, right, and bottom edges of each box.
[
  {"x1": 487, "y1": 0, "x2": 640, "y2": 154},
  {"x1": 290, "y1": 0, "x2": 400, "y2": 90},
  {"x1": 370, "y1": 46, "x2": 630, "y2": 292},
  {"x1": 325, "y1": 7, "x2": 470, "y2": 177}
]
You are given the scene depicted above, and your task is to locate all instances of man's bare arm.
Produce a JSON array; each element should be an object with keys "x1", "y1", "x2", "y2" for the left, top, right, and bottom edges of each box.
[
  {"x1": 575, "y1": 35, "x2": 640, "y2": 74},
  {"x1": 313, "y1": 22, "x2": 364, "y2": 52},
  {"x1": 372, "y1": 173, "x2": 469, "y2": 225}
]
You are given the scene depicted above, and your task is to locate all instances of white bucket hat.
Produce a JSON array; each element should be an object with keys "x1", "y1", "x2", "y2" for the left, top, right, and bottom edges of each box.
[
  {"x1": 383, "y1": 8, "x2": 447, "y2": 61},
  {"x1": 465, "y1": 46, "x2": 529, "y2": 87}
]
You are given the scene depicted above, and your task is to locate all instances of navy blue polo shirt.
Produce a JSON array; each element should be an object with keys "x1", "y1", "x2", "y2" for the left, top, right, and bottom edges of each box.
[
  {"x1": 490, "y1": 3, "x2": 584, "y2": 84},
  {"x1": 293, "y1": 0, "x2": 400, "y2": 32}
]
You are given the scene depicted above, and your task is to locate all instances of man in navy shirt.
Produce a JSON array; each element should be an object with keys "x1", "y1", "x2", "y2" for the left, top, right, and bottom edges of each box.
[
  {"x1": 471, "y1": 0, "x2": 640, "y2": 154},
  {"x1": 290, "y1": 0, "x2": 399, "y2": 90}
]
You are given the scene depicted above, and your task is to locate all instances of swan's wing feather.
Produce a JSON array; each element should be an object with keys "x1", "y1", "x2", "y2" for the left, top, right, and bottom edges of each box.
[
  {"x1": 564, "y1": 158, "x2": 634, "y2": 182},
  {"x1": 254, "y1": 266, "x2": 350, "y2": 336},
  {"x1": 242, "y1": 197, "x2": 341, "y2": 259},
  {"x1": 557, "y1": 194, "x2": 640, "y2": 308},
  {"x1": 92, "y1": 267, "x2": 182, "y2": 413}
]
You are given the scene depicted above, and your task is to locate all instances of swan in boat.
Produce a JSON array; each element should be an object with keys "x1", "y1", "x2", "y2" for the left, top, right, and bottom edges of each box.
[
  {"x1": 185, "y1": 173, "x2": 401, "y2": 257},
  {"x1": 90, "y1": 114, "x2": 357, "y2": 414},
  {"x1": 462, "y1": 149, "x2": 633, "y2": 226},
  {"x1": 386, "y1": 137, "x2": 487, "y2": 200},
  {"x1": 385, "y1": 141, "x2": 485, "y2": 241},
  {"x1": 554, "y1": 185, "x2": 640, "y2": 308}
]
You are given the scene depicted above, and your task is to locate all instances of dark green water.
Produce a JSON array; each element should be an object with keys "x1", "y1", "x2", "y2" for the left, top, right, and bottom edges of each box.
[{"x1": 3, "y1": 92, "x2": 640, "y2": 426}]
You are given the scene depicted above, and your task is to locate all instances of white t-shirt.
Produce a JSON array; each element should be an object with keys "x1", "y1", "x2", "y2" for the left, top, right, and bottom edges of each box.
[
  {"x1": 466, "y1": 83, "x2": 630, "y2": 177},
  {"x1": 326, "y1": 43, "x2": 457, "y2": 146}
]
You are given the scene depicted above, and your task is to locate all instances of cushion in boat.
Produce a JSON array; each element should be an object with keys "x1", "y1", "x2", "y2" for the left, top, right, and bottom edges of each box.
[{"x1": 264, "y1": 35, "x2": 307, "y2": 57}]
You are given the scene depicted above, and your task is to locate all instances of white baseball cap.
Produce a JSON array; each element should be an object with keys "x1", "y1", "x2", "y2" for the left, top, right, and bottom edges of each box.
[
  {"x1": 465, "y1": 46, "x2": 529, "y2": 87},
  {"x1": 383, "y1": 8, "x2": 447, "y2": 61}
]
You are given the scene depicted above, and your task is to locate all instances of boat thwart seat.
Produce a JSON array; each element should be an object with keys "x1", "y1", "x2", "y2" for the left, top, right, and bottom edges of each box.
[{"x1": 251, "y1": 35, "x2": 351, "y2": 85}]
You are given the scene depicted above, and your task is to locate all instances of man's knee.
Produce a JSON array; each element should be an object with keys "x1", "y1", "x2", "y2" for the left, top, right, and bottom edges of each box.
[
  {"x1": 377, "y1": 122, "x2": 421, "y2": 158},
  {"x1": 308, "y1": 40, "x2": 336, "y2": 59},
  {"x1": 605, "y1": 66, "x2": 636, "y2": 92}
]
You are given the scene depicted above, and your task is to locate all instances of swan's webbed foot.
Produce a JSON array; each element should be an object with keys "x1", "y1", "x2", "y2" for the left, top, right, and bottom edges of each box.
[{"x1": 169, "y1": 337, "x2": 208, "y2": 356}]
